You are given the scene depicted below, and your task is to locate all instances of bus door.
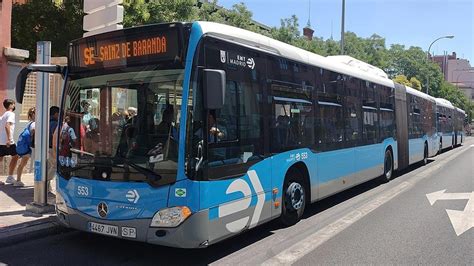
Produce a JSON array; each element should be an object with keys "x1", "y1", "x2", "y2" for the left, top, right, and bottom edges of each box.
[{"x1": 198, "y1": 39, "x2": 272, "y2": 242}]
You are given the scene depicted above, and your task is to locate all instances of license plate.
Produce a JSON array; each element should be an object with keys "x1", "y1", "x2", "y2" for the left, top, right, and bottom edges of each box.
[
  {"x1": 121, "y1": 226, "x2": 137, "y2": 239},
  {"x1": 89, "y1": 222, "x2": 118, "y2": 237}
]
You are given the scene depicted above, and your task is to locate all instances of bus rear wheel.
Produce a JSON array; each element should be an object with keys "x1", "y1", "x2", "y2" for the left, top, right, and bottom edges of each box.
[
  {"x1": 280, "y1": 169, "x2": 307, "y2": 226},
  {"x1": 380, "y1": 149, "x2": 393, "y2": 183}
]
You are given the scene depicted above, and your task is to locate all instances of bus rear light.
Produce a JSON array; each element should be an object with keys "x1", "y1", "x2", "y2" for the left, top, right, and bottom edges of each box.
[
  {"x1": 274, "y1": 201, "x2": 280, "y2": 208},
  {"x1": 150, "y1": 206, "x2": 192, "y2": 228}
]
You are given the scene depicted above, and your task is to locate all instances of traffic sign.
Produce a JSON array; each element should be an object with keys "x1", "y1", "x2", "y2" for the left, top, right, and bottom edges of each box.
[
  {"x1": 84, "y1": 0, "x2": 123, "y2": 14},
  {"x1": 83, "y1": 0, "x2": 123, "y2": 37}
]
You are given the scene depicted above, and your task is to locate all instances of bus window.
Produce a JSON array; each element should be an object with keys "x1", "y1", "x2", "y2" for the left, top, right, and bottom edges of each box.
[
  {"x1": 316, "y1": 70, "x2": 345, "y2": 151},
  {"x1": 344, "y1": 76, "x2": 361, "y2": 144},
  {"x1": 199, "y1": 40, "x2": 265, "y2": 179},
  {"x1": 379, "y1": 86, "x2": 396, "y2": 141},
  {"x1": 270, "y1": 83, "x2": 314, "y2": 152},
  {"x1": 362, "y1": 81, "x2": 379, "y2": 144}
]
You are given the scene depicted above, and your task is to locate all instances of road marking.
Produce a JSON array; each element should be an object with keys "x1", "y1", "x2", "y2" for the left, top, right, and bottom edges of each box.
[
  {"x1": 470, "y1": 144, "x2": 474, "y2": 148},
  {"x1": 426, "y1": 190, "x2": 471, "y2": 205},
  {"x1": 262, "y1": 181, "x2": 412, "y2": 265},
  {"x1": 427, "y1": 190, "x2": 474, "y2": 236}
]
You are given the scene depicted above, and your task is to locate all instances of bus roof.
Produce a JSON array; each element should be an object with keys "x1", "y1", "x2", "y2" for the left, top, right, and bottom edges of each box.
[
  {"x1": 405, "y1": 86, "x2": 436, "y2": 102},
  {"x1": 455, "y1": 107, "x2": 466, "y2": 114},
  {"x1": 196, "y1": 21, "x2": 395, "y2": 88},
  {"x1": 435, "y1": 98, "x2": 455, "y2": 109}
]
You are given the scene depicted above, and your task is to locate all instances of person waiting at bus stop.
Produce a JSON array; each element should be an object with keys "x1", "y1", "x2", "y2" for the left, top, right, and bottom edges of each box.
[{"x1": 0, "y1": 99, "x2": 19, "y2": 185}]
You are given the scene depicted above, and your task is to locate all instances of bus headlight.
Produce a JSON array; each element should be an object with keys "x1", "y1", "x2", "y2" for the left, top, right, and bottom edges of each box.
[
  {"x1": 56, "y1": 192, "x2": 68, "y2": 214},
  {"x1": 150, "y1": 206, "x2": 192, "y2": 228}
]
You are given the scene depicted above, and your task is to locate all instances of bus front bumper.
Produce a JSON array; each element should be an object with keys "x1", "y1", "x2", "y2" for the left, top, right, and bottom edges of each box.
[{"x1": 56, "y1": 207, "x2": 210, "y2": 248}]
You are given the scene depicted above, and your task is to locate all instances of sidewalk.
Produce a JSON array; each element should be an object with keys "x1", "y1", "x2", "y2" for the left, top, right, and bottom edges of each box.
[{"x1": 0, "y1": 173, "x2": 65, "y2": 247}]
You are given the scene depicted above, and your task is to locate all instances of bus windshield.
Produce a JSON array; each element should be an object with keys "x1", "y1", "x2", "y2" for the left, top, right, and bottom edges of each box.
[{"x1": 58, "y1": 69, "x2": 185, "y2": 186}]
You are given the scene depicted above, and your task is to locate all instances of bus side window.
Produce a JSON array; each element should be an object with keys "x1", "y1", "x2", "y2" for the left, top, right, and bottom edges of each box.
[
  {"x1": 202, "y1": 41, "x2": 265, "y2": 180},
  {"x1": 316, "y1": 70, "x2": 345, "y2": 151}
]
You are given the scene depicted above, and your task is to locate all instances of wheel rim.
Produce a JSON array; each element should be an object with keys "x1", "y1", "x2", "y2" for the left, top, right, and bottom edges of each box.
[{"x1": 286, "y1": 182, "x2": 304, "y2": 211}]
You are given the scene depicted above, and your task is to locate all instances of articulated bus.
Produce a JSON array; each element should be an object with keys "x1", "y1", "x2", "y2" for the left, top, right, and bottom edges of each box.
[{"x1": 15, "y1": 21, "x2": 464, "y2": 248}]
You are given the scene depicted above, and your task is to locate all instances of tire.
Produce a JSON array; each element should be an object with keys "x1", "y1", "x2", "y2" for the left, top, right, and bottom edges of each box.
[
  {"x1": 423, "y1": 144, "x2": 428, "y2": 165},
  {"x1": 280, "y1": 169, "x2": 307, "y2": 226},
  {"x1": 380, "y1": 149, "x2": 393, "y2": 183}
]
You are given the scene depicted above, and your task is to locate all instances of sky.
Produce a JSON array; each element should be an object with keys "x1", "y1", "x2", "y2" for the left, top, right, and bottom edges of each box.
[{"x1": 218, "y1": 0, "x2": 474, "y2": 65}]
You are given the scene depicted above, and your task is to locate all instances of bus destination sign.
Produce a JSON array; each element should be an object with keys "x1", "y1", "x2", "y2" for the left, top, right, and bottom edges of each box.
[{"x1": 69, "y1": 27, "x2": 182, "y2": 72}]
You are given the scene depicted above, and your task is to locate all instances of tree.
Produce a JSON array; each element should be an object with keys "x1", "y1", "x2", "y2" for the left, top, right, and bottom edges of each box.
[
  {"x1": 393, "y1": 75, "x2": 411, "y2": 87},
  {"x1": 11, "y1": 0, "x2": 84, "y2": 62},
  {"x1": 392, "y1": 75, "x2": 422, "y2": 90},
  {"x1": 270, "y1": 15, "x2": 300, "y2": 43},
  {"x1": 409, "y1": 77, "x2": 422, "y2": 91},
  {"x1": 123, "y1": 0, "x2": 196, "y2": 27}
]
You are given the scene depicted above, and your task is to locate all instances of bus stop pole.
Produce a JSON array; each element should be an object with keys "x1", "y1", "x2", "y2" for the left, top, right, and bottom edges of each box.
[{"x1": 26, "y1": 41, "x2": 54, "y2": 213}]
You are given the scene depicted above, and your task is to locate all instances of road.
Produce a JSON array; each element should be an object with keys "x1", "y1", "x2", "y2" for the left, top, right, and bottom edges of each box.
[{"x1": 0, "y1": 139, "x2": 473, "y2": 265}]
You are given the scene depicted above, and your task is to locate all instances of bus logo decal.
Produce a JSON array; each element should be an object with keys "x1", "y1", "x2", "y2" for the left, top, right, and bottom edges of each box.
[
  {"x1": 246, "y1": 58, "x2": 255, "y2": 69},
  {"x1": 175, "y1": 188, "x2": 187, "y2": 197},
  {"x1": 97, "y1": 202, "x2": 108, "y2": 218},
  {"x1": 248, "y1": 170, "x2": 264, "y2": 228},
  {"x1": 126, "y1": 189, "x2": 140, "y2": 204},
  {"x1": 220, "y1": 50, "x2": 226, "y2": 63},
  {"x1": 218, "y1": 170, "x2": 264, "y2": 232}
]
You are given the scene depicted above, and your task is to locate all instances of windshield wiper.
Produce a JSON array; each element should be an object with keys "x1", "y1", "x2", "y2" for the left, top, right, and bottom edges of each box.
[
  {"x1": 60, "y1": 162, "x2": 117, "y2": 173},
  {"x1": 122, "y1": 160, "x2": 162, "y2": 183}
]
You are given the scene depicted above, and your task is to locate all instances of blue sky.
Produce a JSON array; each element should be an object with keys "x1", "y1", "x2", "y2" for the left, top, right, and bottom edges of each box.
[{"x1": 218, "y1": 0, "x2": 473, "y2": 64}]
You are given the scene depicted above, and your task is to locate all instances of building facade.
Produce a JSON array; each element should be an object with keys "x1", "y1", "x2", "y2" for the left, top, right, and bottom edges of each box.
[{"x1": 432, "y1": 52, "x2": 474, "y2": 103}]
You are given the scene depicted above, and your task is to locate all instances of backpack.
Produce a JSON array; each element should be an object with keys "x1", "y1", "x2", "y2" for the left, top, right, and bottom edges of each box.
[
  {"x1": 16, "y1": 122, "x2": 33, "y2": 156},
  {"x1": 59, "y1": 126, "x2": 73, "y2": 157}
]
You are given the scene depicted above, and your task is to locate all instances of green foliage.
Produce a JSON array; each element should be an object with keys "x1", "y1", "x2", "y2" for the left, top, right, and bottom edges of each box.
[
  {"x1": 393, "y1": 75, "x2": 411, "y2": 87},
  {"x1": 392, "y1": 75, "x2": 422, "y2": 90},
  {"x1": 11, "y1": 0, "x2": 84, "y2": 62},
  {"x1": 270, "y1": 15, "x2": 300, "y2": 43},
  {"x1": 409, "y1": 77, "x2": 422, "y2": 91},
  {"x1": 123, "y1": 0, "x2": 196, "y2": 27}
]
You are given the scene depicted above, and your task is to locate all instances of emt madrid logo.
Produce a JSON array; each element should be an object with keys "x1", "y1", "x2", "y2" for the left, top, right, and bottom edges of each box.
[{"x1": 218, "y1": 170, "x2": 264, "y2": 233}]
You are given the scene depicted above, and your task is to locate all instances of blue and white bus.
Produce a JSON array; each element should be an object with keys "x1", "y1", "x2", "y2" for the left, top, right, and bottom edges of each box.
[{"x1": 15, "y1": 21, "x2": 463, "y2": 248}]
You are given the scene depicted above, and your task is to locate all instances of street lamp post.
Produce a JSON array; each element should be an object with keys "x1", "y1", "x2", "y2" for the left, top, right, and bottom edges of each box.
[
  {"x1": 426, "y1": 35, "x2": 454, "y2": 95},
  {"x1": 341, "y1": 0, "x2": 345, "y2": 55}
]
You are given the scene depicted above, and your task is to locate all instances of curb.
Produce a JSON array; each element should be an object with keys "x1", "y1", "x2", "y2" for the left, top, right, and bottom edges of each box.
[{"x1": 0, "y1": 216, "x2": 70, "y2": 248}]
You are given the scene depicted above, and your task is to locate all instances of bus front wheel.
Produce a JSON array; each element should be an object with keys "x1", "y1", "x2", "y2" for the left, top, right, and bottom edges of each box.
[{"x1": 280, "y1": 169, "x2": 307, "y2": 226}]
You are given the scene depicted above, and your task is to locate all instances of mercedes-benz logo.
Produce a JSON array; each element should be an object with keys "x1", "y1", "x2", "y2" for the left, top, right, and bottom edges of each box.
[{"x1": 97, "y1": 202, "x2": 108, "y2": 218}]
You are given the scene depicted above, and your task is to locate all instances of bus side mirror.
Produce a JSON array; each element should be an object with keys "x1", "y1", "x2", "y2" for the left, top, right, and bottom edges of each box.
[
  {"x1": 203, "y1": 69, "x2": 226, "y2": 109},
  {"x1": 15, "y1": 64, "x2": 65, "y2": 104}
]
